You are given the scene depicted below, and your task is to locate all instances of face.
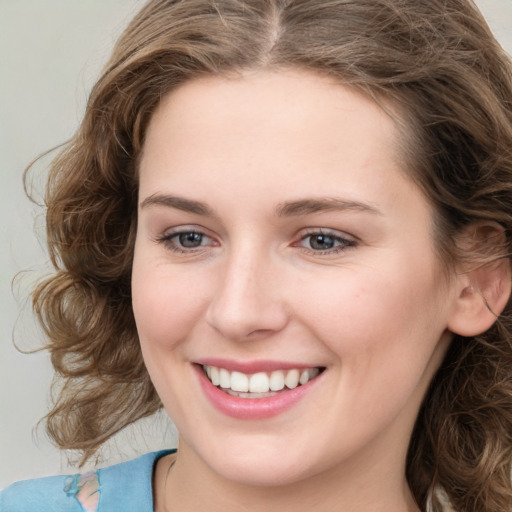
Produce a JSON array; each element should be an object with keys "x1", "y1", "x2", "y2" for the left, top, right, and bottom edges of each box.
[{"x1": 132, "y1": 70, "x2": 457, "y2": 488}]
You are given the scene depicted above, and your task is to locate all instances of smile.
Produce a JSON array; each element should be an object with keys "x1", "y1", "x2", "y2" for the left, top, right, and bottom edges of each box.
[{"x1": 202, "y1": 365, "x2": 322, "y2": 398}]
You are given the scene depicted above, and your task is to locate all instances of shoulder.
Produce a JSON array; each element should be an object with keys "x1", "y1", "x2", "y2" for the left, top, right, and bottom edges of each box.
[
  {"x1": 0, "y1": 473, "x2": 78, "y2": 512},
  {"x1": 0, "y1": 450, "x2": 174, "y2": 512}
]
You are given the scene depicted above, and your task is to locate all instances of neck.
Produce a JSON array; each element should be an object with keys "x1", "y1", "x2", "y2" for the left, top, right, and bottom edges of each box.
[{"x1": 155, "y1": 442, "x2": 420, "y2": 512}]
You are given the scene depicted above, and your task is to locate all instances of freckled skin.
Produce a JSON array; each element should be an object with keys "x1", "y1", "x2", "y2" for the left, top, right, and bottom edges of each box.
[{"x1": 132, "y1": 70, "x2": 459, "y2": 511}]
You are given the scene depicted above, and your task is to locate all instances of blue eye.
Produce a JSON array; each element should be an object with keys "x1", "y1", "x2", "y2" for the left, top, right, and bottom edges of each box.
[
  {"x1": 300, "y1": 231, "x2": 356, "y2": 253},
  {"x1": 177, "y1": 232, "x2": 205, "y2": 248},
  {"x1": 307, "y1": 234, "x2": 337, "y2": 251},
  {"x1": 157, "y1": 229, "x2": 213, "y2": 253}
]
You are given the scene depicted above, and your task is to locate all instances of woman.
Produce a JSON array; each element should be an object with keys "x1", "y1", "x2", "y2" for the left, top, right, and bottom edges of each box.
[{"x1": 2, "y1": 0, "x2": 512, "y2": 511}]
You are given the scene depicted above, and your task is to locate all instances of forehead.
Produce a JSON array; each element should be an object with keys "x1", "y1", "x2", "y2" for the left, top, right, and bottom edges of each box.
[
  {"x1": 140, "y1": 69, "x2": 406, "y2": 197},
  {"x1": 146, "y1": 70, "x2": 399, "y2": 145},
  {"x1": 138, "y1": 68, "x2": 439, "y2": 270}
]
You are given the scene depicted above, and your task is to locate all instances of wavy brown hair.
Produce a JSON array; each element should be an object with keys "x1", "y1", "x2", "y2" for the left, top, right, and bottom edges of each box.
[{"x1": 30, "y1": 0, "x2": 512, "y2": 510}]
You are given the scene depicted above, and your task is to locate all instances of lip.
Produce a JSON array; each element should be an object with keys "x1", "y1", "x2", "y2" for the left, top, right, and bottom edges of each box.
[{"x1": 193, "y1": 362, "x2": 324, "y2": 420}]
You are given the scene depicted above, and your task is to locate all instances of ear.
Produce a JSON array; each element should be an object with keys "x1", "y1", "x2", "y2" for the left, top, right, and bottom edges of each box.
[{"x1": 448, "y1": 223, "x2": 511, "y2": 337}]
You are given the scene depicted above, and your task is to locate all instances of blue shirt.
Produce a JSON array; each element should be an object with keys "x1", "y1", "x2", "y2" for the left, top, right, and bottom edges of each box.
[{"x1": 0, "y1": 450, "x2": 173, "y2": 512}]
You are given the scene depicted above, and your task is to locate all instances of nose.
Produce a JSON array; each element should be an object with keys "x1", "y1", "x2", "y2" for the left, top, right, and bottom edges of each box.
[{"x1": 205, "y1": 247, "x2": 289, "y2": 341}]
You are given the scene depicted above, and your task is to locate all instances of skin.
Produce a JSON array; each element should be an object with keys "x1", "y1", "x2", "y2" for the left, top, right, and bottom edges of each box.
[{"x1": 132, "y1": 69, "x2": 464, "y2": 512}]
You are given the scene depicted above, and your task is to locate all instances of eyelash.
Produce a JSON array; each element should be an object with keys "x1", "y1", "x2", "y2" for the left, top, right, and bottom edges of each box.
[
  {"x1": 155, "y1": 229, "x2": 215, "y2": 254},
  {"x1": 295, "y1": 229, "x2": 357, "y2": 255},
  {"x1": 155, "y1": 228, "x2": 357, "y2": 255}
]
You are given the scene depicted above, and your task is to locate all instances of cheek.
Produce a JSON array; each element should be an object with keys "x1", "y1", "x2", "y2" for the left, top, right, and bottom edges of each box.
[
  {"x1": 295, "y1": 262, "x2": 449, "y2": 380},
  {"x1": 131, "y1": 257, "x2": 209, "y2": 352},
  {"x1": 294, "y1": 266, "x2": 451, "y2": 444},
  {"x1": 131, "y1": 258, "x2": 211, "y2": 413}
]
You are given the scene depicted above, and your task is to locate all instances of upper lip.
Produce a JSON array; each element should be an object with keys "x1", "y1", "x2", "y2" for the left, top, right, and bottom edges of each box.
[{"x1": 194, "y1": 358, "x2": 324, "y2": 374}]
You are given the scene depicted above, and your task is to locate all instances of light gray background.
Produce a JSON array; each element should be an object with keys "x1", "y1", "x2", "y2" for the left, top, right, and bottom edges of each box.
[{"x1": 1, "y1": 0, "x2": 511, "y2": 489}]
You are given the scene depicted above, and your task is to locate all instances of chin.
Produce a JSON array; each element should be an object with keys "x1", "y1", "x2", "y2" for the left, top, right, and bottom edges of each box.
[
  {"x1": 212, "y1": 456, "x2": 314, "y2": 488},
  {"x1": 184, "y1": 431, "x2": 325, "y2": 488}
]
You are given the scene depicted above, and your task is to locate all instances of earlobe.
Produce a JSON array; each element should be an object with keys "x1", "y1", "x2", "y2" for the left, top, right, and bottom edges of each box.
[{"x1": 448, "y1": 224, "x2": 511, "y2": 337}]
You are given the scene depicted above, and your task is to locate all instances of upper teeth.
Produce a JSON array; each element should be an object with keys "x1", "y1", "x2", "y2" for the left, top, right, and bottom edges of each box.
[{"x1": 204, "y1": 365, "x2": 320, "y2": 393}]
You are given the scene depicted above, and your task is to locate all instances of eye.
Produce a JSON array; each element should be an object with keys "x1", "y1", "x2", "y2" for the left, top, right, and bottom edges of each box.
[
  {"x1": 156, "y1": 228, "x2": 216, "y2": 253},
  {"x1": 177, "y1": 232, "x2": 206, "y2": 248},
  {"x1": 297, "y1": 230, "x2": 356, "y2": 254}
]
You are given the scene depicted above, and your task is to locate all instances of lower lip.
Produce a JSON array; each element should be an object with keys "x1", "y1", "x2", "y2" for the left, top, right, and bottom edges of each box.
[{"x1": 194, "y1": 365, "x2": 322, "y2": 420}]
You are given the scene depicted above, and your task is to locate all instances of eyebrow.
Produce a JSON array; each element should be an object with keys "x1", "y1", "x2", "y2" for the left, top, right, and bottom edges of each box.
[
  {"x1": 140, "y1": 194, "x2": 215, "y2": 216},
  {"x1": 140, "y1": 194, "x2": 381, "y2": 217},
  {"x1": 275, "y1": 197, "x2": 382, "y2": 217}
]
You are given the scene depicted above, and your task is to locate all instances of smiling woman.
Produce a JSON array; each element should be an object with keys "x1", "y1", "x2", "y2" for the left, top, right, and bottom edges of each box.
[
  {"x1": 3, "y1": 1, "x2": 512, "y2": 512},
  {"x1": 134, "y1": 72, "x2": 458, "y2": 500}
]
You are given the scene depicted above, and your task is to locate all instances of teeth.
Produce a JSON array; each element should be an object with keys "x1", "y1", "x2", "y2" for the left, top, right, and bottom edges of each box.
[
  {"x1": 284, "y1": 369, "x2": 300, "y2": 389},
  {"x1": 231, "y1": 371, "x2": 249, "y2": 392},
  {"x1": 203, "y1": 365, "x2": 321, "y2": 396},
  {"x1": 219, "y1": 368, "x2": 231, "y2": 389},
  {"x1": 210, "y1": 366, "x2": 220, "y2": 386},
  {"x1": 249, "y1": 372, "x2": 269, "y2": 393},
  {"x1": 269, "y1": 371, "x2": 285, "y2": 391}
]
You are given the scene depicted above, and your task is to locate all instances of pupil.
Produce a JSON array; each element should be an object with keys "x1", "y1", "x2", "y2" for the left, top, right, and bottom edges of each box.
[
  {"x1": 310, "y1": 234, "x2": 334, "y2": 250},
  {"x1": 179, "y1": 232, "x2": 202, "y2": 247}
]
